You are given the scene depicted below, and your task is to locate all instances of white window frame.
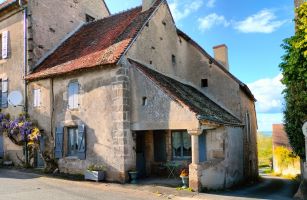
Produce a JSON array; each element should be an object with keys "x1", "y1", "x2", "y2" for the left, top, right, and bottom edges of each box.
[
  {"x1": 33, "y1": 88, "x2": 41, "y2": 108},
  {"x1": 172, "y1": 130, "x2": 192, "y2": 160}
]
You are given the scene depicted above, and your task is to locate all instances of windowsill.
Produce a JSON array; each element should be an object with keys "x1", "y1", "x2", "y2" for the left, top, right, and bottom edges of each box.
[
  {"x1": 67, "y1": 108, "x2": 80, "y2": 112},
  {"x1": 0, "y1": 59, "x2": 7, "y2": 65},
  {"x1": 64, "y1": 156, "x2": 79, "y2": 160},
  {"x1": 172, "y1": 157, "x2": 192, "y2": 161}
]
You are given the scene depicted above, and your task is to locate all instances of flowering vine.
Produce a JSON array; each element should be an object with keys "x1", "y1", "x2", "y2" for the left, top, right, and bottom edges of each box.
[{"x1": 0, "y1": 113, "x2": 40, "y2": 146}]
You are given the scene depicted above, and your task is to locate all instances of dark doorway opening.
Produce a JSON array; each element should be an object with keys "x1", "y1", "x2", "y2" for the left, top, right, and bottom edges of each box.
[{"x1": 136, "y1": 132, "x2": 146, "y2": 177}]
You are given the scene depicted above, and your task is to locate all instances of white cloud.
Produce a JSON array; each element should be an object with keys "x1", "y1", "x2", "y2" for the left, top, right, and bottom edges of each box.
[
  {"x1": 234, "y1": 9, "x2": 287, "y2": 33},
  {"x1": 169, "y1": 0, "x2": 203, "y2": 22},
  {"x1": 248, "y1": 74, "x2": 285, "y2": 114},
  {"x1": 198, "y1": 13, "x2": 230, "y2": 31},
  {"x1": 206, "y1": 0, "x2": 216, "y2": 8},
  {"x1": 257, "y1": 113, "x2": 284, "y2": 132}
]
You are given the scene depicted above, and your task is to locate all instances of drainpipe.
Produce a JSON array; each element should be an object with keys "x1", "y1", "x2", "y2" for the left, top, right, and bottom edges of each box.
[
  {"x1": 21, "y1": 0, "x2": 28, "y2": 113},
  {"x1": 20, "y1": 0, "x2": 29, "y2": 165}
]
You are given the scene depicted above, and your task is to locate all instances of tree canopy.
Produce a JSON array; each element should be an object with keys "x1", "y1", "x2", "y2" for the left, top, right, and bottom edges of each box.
[{"x1": 279, "y1": 2, "x2": 307, "y2": 158}]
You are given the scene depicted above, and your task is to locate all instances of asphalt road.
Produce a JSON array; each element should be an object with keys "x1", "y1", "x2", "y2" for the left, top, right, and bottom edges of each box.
[
  {"x1": 205, "y1": 175, "x2": 300, "y2": 200},
  {"x1": 0, "y1": 169, "x2": 162, "y2": 200},
  {"x1": 0, "y1": 169, "x2": 300, "y2": 200}
]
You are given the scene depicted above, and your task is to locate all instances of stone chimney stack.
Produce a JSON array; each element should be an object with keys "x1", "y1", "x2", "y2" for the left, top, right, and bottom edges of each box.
[
  {"x1": 142, "y1": 0, "x2": 156, "y2": 12},
  {"x1": 213, "y1": 44, "x2": 229, "y2": 70}
]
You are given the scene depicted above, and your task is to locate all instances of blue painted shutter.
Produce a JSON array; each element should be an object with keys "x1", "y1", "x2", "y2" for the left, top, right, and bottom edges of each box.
[
  {"x1": 77, "y1": 124, "x2": 86, "y2": 160},
  {"x1": 199, "y1": 133, "x2": 207, "y2": 162},
  {"x1": 68, "y1": 82, "x2": 79, "y2": 109},
  {"x1": 37, "y1": 135, "x2": 45, "y2": 167},
  {"x1": 1, "y1": 78, "x2": 8, "y2": 108},
  {"x1": 68, "y1": 84, "x2": 73, "y2": 109},
  {"x1": 73, "y1": 83, "x2": 79, "y2": 108},
  {"x1": 55, "y1": 127, "x2": 64, "y2": 159},
  {"x1": 0, "y1": 135, "x2": 4, "y2": 158},
  {"x1": 39, "y1": 135, "x2": 45, "y2": 152}
]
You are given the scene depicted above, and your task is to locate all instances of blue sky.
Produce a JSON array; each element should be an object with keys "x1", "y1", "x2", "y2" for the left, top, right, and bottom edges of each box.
[{"x1": 105, "y1": 0, "x2": 295, "y2": 132}]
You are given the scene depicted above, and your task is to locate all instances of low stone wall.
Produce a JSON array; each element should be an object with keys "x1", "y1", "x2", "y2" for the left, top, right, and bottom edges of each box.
[{"x1": 58, "y1": 157, "x2": 87, "y2": 175}]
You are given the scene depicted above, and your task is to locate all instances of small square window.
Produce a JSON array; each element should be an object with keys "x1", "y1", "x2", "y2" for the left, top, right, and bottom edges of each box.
[
  {"x1": 201, "y1": 79, "x2": 208, "y2": 88},
  {"x1": 85, "y1": 14, "x2": 95, "y2": 22}
]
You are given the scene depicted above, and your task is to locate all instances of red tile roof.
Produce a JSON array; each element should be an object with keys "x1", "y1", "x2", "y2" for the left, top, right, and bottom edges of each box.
[
  {"x1": 0, "y1": 0, "x2": 15, "y2": 9},
  {"x1": 26, "y1": 0, "x2": 163, "y2": 81}
]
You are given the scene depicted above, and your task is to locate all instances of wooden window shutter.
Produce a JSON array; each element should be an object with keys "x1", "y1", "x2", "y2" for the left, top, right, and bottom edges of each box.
[
  {"x1": 2, "y1": 31, "x2": 8, "y2": 59},
  {"x1": 1, "y1": 78, "x2": 8, "y2": 108},
  {"x1": 55, "y1": 126, "x2": 64, "y2": 159},
  {"x1": 34, "y1": 89, "x2": 41, "y2": 107},
  {"x1": 68, "y1": 82, "x2": 79, "y2": 109},
  {"x1": 77, "y1": 124, "x2": 86, "y2": 160},
  {"x1": 73, "y1": 83, "x2": 79, "y2": 109}
]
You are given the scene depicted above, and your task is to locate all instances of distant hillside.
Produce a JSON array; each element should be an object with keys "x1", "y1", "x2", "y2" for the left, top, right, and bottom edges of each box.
[
  {"x1": 261, "y1": 131, "x2": 272, "y2": 136},
  {"x1": 257, "y1": 132, "x2": 273, "y2": 167}
]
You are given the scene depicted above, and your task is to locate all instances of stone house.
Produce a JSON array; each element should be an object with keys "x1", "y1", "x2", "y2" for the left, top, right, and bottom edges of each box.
[
  {"x1": 0, "y1": 0, "x2": 258, "y2": 191},
  {"x1": 0, "y1": 0, "x2": 109, "y2": 163}
]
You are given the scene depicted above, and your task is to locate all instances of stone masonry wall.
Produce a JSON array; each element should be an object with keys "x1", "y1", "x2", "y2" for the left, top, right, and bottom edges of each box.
[
  {"x1": 0, "y1": 9, "x2": 25, "y2": 164},
  {"x1": 28, "y1": 0, "x2": 109, "y2": 67}
]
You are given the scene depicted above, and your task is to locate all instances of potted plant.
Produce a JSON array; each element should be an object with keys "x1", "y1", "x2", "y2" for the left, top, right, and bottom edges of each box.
[
  {"x1": 85, "y1": 164, "x2": 106, "y2": 182},
  {"x1": 179, "y1": 169, "x2": 189, "y2": 189},
  {"x1": 128, "y1": 169, "x2": 138, "y2": 184}
]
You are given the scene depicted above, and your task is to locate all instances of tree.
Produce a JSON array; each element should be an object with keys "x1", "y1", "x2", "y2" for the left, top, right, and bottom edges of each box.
[{"x1": 279, "y1": 2, "x2": 307, "y2": 158}]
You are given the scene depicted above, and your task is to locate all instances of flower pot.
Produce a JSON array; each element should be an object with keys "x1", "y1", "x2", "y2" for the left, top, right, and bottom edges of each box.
[
  {"x1": 180, "y1": 176, "x2": 189, "y2": 189},
  {"x1": 128, "y1": 171, "x2": 138, "y2": 184},
  {"x1": 85, "y1": 170, "x2": 105, "y2": 182}
]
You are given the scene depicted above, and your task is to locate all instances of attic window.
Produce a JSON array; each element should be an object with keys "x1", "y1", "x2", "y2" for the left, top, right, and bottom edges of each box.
[
  {"x1": 201, "y1": 79, "x2": 208, "y2": 88},
  {"x1": 142, "y1": 97, "x2": 148, "y2": 106},
  {"x1": 86, "y1": 14, "x2": 95, "y2": 22},
  {"x1": 172, "y1": 55, "x2": 176, "y2": 65}
]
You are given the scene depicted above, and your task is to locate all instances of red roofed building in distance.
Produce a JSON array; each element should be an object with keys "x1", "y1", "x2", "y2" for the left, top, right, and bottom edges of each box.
[{"x1": 272, "y1": 124, "x2": 300, "y2": 176}]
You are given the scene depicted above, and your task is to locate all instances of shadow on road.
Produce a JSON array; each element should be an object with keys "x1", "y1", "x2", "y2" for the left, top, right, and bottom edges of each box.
[
  {"x1": 0, "y1": 168, "x2": 41, "y2": 180},
  {"x1": 206, "y1": 175, "x2": 300, "y2": 200}
]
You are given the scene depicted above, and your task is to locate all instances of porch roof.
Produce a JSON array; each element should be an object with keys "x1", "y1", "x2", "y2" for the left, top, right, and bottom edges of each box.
[{"x1": 129, "y1": 59, "x2": 242, "y2": 127}]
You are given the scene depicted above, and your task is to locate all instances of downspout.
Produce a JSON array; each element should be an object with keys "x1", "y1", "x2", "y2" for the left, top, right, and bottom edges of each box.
[
  {"x1": 20, "y1": 0, "x2": 29, "y2": 165},
  {"x1": 22, "y1": 1, "x2": 28, "y2": 113}
]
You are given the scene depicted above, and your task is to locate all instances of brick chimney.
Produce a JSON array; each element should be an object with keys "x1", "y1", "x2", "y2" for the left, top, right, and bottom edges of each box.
[
  {"x1": 213, "y1": 44, "x2": 229, "y2": 70},
  {"x1": 142, "y1": 0, "x2": 156, "y2": 11}
]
